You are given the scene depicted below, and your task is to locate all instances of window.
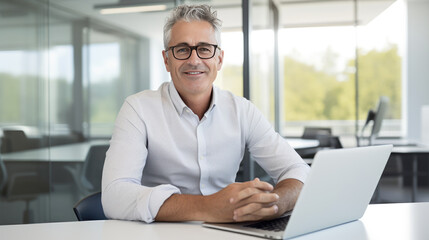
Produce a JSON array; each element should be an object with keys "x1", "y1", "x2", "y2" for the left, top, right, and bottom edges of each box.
[
  {"x1": 278, "y1": 0, "x2": 404, "y2": 139},
  {"x1": 357, "y1": 0, "x2": 405, "y2": 137}
]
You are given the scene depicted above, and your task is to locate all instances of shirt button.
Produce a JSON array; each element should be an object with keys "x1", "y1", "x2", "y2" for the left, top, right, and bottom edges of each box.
[{"x1": 200, "y1": 156, "x2": 204, "y2": 160}]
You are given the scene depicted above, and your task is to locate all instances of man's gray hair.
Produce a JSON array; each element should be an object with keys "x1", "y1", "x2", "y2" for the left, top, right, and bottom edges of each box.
[{"x1": 163, "y1": 4, "x2": 222, "y2": 49}]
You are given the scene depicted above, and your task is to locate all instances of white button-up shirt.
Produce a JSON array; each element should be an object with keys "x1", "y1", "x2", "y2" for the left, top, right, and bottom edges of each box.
[{"x1": 102, "y1": 82, "x2": 310, "y2": 223}]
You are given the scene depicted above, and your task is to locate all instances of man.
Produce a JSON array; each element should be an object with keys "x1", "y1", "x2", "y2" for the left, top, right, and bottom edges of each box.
[{"x1": 102, "y1": 4, "x2": 310, "y2": 223}]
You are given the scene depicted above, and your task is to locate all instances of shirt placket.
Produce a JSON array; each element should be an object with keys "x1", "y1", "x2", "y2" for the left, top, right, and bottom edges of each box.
[{"x1": 197, "y1": 117, "x2": 209, "y2": 195}]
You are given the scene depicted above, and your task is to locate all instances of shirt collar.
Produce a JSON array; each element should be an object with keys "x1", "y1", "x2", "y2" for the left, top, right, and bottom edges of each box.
[
  {"x1": 168, "y1": 81, "x2": 217, "y2": 116},
  {"x1": 168, "y1": 81, "x2": 187, "y2": 115},
  {"x1": 208, "y1": 86, "x2": 218, "y2": 113}
]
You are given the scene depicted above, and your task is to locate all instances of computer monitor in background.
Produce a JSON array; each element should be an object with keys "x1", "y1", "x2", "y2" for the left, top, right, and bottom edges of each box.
[
  {"x1": 360, "y1": 96, "x2": 389, "y2": 146},
  {"x1": 421, "y1": 105, "x2": 429, "y2": 146},
  {"x1": 371, "y1": 96, "x2": 389, "y2": 139}
]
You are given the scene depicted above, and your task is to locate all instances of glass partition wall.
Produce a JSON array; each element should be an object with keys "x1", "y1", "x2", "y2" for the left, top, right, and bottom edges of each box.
[
  {"x1": 210, "y1": 0, "x2": 244, "y2": 96},
  {"x1": 251, "y1": 0, "x2": 276, "y2": 126},
  {"x1": 0, "y1": 0, "x2": 50, "y2": 224},
  {"x1": 0, "y1": 0, "x2": 145, "y2": 224}
]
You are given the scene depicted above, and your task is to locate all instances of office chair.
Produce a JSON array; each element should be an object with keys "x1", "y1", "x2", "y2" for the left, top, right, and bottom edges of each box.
[
  {"x1": 2, "y1": 130, "x2": 43, "y2": 152},
  {"x1": 329, "y1": 136, "x2": 343, "y2": 149},
  {"x1": 73, "y1": 191, "x2": 107, "y2": 221},
  {"x1": 299, "y1": 127, "x2": 342, "y2": 158},
  {"x1": 302, "y1": 127, "x2": 332, "y2": 140},
  {"x1": 0, "y1": 142, "x2": 7, "y2": 194},
  {"x1": 80, "y1": 144, "x2": 110, "y2": 193},
  {"x1": 0, "y1": 139, "x2": 49, "y2": 223}
]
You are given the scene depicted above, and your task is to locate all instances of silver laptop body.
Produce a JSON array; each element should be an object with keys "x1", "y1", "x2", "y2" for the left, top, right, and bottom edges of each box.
[{"x1": 203, "y1": 145, "x2": 393, "y2": 239}]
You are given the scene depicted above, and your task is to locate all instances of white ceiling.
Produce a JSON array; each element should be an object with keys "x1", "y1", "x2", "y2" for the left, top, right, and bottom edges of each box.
[
  {"x1": 280, "y1": 0, "x2": 395, "y2": 28},
  {"x1": 0, "y1": 0, "x2": 396, "y2": 45},
  {"x1": 50, "y1": 0, "x2": 243, "y2": 41},
  {"x1": 49, "y1": 0, "x2": 395, "y2": 38}
]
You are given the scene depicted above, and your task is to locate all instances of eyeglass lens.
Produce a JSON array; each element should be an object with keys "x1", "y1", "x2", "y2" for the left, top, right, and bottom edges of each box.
[{"x1": 173, "y1": 45, "x2": 216, "y2": 60}]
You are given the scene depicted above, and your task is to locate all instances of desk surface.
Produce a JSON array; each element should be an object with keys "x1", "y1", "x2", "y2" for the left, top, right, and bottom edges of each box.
[
  {"x1": 373, "y1": 138, "x2": 420, "y2": 146},
  {"x1": 1, "y1": 202, "x2": 428, "y2": 240},
  {"x1": 2, "y1": 139, "x2": 317, "y2": 163},
  {"x1": 392, "y1": 145, "x2": 429, "y2": 154},
  {"x1": 2, "y1": 140, "x2": 109, "y2": 162},
  {"x1": 286, "y1": 138, "x2": 319, "y2": 150}
]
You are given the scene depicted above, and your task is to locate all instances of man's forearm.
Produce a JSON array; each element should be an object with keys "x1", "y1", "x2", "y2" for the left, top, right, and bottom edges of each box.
[
  {"x1": 155, "y1": 194, "x2": 208, "y2": 222},
  {"x1": 272, "y1": 178, "x2": 303, "y2": 215},
  {"x1": 155, "y1": 192, "x2": 239, "y2": 223}
]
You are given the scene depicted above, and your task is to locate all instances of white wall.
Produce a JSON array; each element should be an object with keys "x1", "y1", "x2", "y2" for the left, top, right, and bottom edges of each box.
[{"x1": 406, "y1": 0, "x2": 429, "y2": 141}]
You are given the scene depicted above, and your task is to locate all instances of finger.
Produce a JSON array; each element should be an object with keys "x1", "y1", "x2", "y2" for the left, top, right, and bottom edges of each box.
[
  {"x1": 248, "y1": 178, "x2": 274, "y2": 192},
  {"x1": 230, "y1": 180, "x2": 274, "y2": 204},
  {"x1": 252, "y1": 204, "x2": 279, "y2": 217},
  {"x1": 235, "y1": 192, "x2": 279, "y2": 207},
  {"x1": 234, "y1": 202, "x2": 278, "y2": 218},
  {"x1": 234, "y1": 204, "x2": 279, "y2": 222},
  {"x1": 232, "y1": 188, "x2": 279, "y2": 205},
  {"x1": 231, "y1": 187, "x2": 263, "y2": 204},
  {"x1": 247, "y1": 192, "x2": 279, "y2": 205},
  {"x1": 234, "y1": 203, "x2": 263, "y2": 219}
]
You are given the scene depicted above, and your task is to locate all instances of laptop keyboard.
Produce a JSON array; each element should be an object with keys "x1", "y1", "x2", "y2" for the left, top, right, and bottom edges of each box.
[{"x1": 244, "y1": 215, "x2": 291, "y2": 232}]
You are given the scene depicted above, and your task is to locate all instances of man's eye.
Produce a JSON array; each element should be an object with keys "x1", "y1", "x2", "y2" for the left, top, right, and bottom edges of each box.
[
  {"x1": 198, "y1": 47, "x2": 211, "y2": 52},
  {"x1": 176, "y1": 47, "x2": 189, "y2": 53}
]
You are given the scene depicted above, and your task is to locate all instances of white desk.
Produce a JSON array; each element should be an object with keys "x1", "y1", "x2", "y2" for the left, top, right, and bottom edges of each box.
[
  {"x1": 2, "y1": 139, "x2": 316, "y2": 163},
  {"x1": 2, "y1": 140, "x2": 109, "y2": 163},
  {"x1": 1, "y1": 202, "x2": 428, "y2": 240},
  {"x1": 286, "y1": 138, "x2": 319, "y2": 150},
  {"x1": 1, "y1": 141, "x2": 109, "y2": 200},
  {"x1": 373, "y1": 138, "x2": 420, "y2": 147}
]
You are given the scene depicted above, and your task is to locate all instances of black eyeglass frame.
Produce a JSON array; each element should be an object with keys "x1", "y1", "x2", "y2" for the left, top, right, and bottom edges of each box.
[{"x1": 166, "y1": 44, "x2": 221, "y2": 60}]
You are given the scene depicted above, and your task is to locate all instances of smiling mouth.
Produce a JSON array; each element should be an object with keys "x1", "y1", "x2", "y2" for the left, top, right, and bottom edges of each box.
[{"x1": 185, "y1": 71, "x2": 204, "y2": 75}]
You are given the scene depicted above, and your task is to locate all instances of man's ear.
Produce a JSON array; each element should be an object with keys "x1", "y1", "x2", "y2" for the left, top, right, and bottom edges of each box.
[
  {"x1": 216, "y1": 49, "x2": 224, "y2": 71},
  {"x1": 162, "y1": 50, "x2": 171, "y2": 72}
]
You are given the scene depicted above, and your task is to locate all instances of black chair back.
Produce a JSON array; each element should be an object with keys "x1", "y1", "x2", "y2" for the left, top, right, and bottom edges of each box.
[
  {"x1": 0, "y1": 139, "x2": 7, "y2": 193},
  {"x1": 3, "y1": 130, "x2": 42, "y2": 152},
  {"x1": 81, "y1": 145, "x2": 109, "y2": 192},
  {"x1": 302, "y1": 127, "x2": 332, "y2": 139},
  {"x1": 73, "y1": 192, "x2": 107, "y2": 221},
  {"x1": 299, "y1": 127, "x2": 343, "y2": 158}
]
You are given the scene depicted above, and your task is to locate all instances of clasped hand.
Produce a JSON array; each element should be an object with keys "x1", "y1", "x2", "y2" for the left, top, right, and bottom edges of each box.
[{"x1": 206, "y1": 178, "x2": 280, "y2": 223}]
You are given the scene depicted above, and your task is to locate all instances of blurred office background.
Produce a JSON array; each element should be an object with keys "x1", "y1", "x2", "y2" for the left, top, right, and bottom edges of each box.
[{"x1": 1, "y1": 0, "x2": 428, "y2": 224}]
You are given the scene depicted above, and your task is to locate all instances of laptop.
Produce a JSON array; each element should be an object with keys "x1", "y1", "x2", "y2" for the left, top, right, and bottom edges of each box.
[{"x1": 203, "y1": 145, "x2": 393, "y2": 239}]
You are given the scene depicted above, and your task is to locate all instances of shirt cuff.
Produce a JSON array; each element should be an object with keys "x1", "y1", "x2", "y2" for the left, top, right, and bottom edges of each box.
[{"x1": 137, "y1": 184, "x2": 181, "y2": 223}]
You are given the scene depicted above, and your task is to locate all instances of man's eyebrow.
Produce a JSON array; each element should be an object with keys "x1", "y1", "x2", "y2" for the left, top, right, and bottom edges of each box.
[
  {"x1": 197, "y1": 42, "x2": 212, "y2": 45},
  {"x1": 174, "y1": 42, "x2": 190, "y2": 46},
  {"x1": 173, "y1": 42, "x2": 213, "y2": 46}
]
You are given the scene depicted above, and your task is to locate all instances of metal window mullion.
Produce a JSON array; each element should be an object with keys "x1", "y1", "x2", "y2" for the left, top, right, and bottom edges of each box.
[
  {"x1": 242, "y1": 0, "x2": 252, "y2": 181},
  {"x1": 272, "y1": 0, "x2": 281, "y2": 133}
]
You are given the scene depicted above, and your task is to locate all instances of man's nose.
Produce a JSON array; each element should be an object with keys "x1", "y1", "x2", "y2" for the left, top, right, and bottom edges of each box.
[{"x1": 186, "y1": 49, "x2": 202, "y2": 64}]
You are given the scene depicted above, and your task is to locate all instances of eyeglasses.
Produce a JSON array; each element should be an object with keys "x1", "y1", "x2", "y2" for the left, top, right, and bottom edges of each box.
[{"x1": 166, "y1": 43, "x2": 220, "y2": 60}]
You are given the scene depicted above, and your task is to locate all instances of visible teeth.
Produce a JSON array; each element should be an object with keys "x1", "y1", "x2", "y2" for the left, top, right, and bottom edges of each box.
[{"x1": 188, "y1": 72, "x2": 202, "y2": 75}]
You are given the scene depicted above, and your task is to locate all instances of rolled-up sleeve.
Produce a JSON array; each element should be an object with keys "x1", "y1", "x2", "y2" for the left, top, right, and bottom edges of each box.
[{"x1": 101, "y1": 97, "x2": 180, "y2": 223}]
